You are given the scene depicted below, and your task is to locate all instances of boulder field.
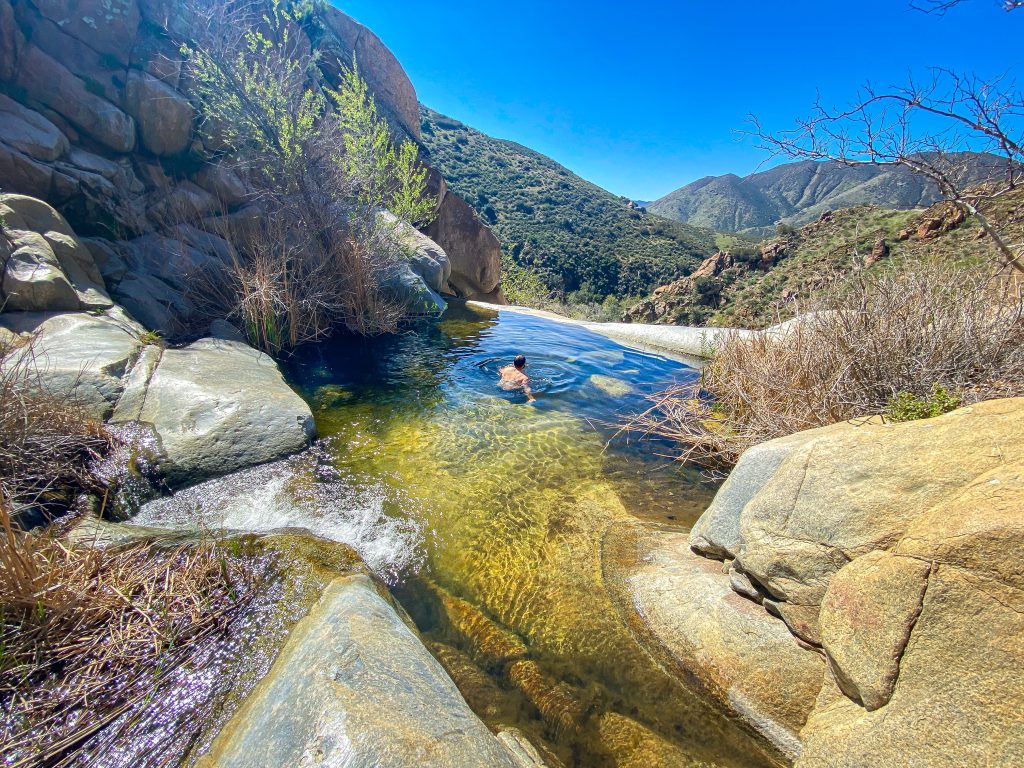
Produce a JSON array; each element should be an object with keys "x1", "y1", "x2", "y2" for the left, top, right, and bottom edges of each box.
[
  {"x1": 0, "y1": 0, "x2": 502, "y2": 318},
  {"x1": 637, "y1": 398, "x2": 1024, "y2": 766}
]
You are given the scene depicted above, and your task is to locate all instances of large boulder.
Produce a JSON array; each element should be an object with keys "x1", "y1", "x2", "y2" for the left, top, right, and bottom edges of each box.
[
  {"x1": 0, "y1": 310, "x2": 145, "y2": 420},
  {"x1": 26, "y1": 0, "x2": 141, "y2": 67},
  {"x1": 797, "y1": 461, "x2": 1024, "y2": 767},
  {"x1": 124, "y1": 69, "x2": 195, "y2": 156},
  {"x1": 137, "y1": 337, "x2": 315, "y2": 487},
  {"x1": 198, "y1": 574, "x2": 520, "y2": 768},
  {"x1": 732, "y1": 399, "x2": 1024, "y2": 642},
  {"x1": 688, "y1": 426, "x2": 845, "y2": 560},
  {"x1": 0, "y1": 94, "x2": 69, "y2": 162},
  {"x1": 0, "y1": 142, "x2": 54, "y2": 199},
  {"x1": 401, "y1": 220, "x2": 452, "y2": 294},
  {"x1": 424, "y1": 174, "x2": 502, "y2": 298},
  {"x1": 318, "y1": 5, "x2": 420, "y2": 140},
  {"x1": 608, "y1": 524, "x2": 824, "y2": 762},
  {"x1": 1, "y1": 194, "x2": 111, "y2": 311},
  {"x1": 15, "y1": 45, "x2": 136, "y2": 153}
]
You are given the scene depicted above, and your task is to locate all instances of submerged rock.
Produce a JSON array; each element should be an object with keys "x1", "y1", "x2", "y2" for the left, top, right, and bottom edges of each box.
[{"x1": 198, "y1": 574, "x2": 521, "y2": 768}]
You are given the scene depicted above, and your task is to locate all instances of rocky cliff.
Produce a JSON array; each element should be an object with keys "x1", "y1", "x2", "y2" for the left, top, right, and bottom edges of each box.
[{"x1": 0, "y1": 0, "x2": 502, "y2": 335}]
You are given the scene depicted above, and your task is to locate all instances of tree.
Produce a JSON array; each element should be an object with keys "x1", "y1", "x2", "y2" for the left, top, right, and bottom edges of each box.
[
  {"x1": 908, "y1": 0, "x2": 1022, "y2": 13},
  {"x1": 751, "y1": 8, "x2": 1023, "y2": 274},
  {"x1": 180, "y1": 0, "x2": 435, "y2": 351}
]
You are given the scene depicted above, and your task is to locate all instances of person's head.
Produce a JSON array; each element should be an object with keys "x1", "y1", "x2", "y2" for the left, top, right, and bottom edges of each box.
[{"x1": 513, "y1": 354, "x2": 526, "y2": 370}]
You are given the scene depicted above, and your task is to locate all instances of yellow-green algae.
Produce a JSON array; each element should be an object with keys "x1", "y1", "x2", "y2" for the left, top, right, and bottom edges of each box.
[{"x1": 313, "y1": 394, "x2": 776, "y2": 768}]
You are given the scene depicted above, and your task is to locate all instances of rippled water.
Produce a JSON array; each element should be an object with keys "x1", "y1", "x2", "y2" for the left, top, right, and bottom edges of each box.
[
  {"x1": 135, "y1": 302, "x2": 773, "y2": 767},
  {"x1": 279, "y1": 303, "x2": 775, "y2": 768}
]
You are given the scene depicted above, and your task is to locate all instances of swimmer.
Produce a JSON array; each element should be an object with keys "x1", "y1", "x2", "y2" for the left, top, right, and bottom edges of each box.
[{"x1": 498, "y1": 354, "x2": 535, "y2": 402}]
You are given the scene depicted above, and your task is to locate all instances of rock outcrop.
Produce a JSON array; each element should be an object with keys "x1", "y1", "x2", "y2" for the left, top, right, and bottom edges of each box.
[
  {"x1": 425, "y1": 172, "x2": 502, "y2": 298},
  {"x1": 1, "y1": 310, "x2": 315, "y2": 486},
  {"x1": 682, "y1": 398, "x2": 1024, "y2": 766},
  {"x1": 198, "y1": 574, "x2": 521, "y2": 768},
  {"x1": 0, "y1": 0, "x2": 501, "y2": 318},
  {"x1": 608, "y1": 524, "x2": 824, "y2": 762},
  {"x1": 1, "y1": 194, "x2": 111, "y2": 312},
  {"x1": 0, "y1": 309, "x2": 144, "y2": 419}
]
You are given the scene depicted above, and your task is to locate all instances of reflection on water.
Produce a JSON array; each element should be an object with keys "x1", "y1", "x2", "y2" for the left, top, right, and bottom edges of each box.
[{"x1": 274, "y1": 302, "x2": 774, "y2": 768}]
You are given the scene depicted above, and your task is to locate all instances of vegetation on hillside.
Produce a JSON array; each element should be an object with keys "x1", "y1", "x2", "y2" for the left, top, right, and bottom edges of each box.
[
  {"x1": 182, "y1": 0, "x2": 434, "y2": 352},
  {"x1": 627, "y1": 186, "x2": 1024, "y2": 328},
  {"x1": 622, "y1": 261, "x2": 1024, "y2": 471},
  {"x1": 419, "y1": 107, "x2": 718, "y2": 310}
]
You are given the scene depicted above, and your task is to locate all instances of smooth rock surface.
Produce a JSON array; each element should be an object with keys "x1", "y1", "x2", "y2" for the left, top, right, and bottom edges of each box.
[
  {"x1": 801, "y1": 559, "x2": 1024, "y2": 767},
  {"x1": 606, "y1": 524, "x2": 824, "y2": 762},
  {"x1": 1, "y1": 194, "x2": 112, "y2": 310},
  {"x1": 689, "y1": 426, "x2": 842, "y2": 560},
  {"x1": 124, "y1": 69, "x2": 194, "y2": 156},
  {"x1": 818, "y1": 550, "x2": 930, "y2": 711},
  {"x1": 0, "y1": 94, "x2": 68, "y2": 162},
  {"x1": 138, "y1": 337, "x2": 314, "y2": 487},
  {"x1": 198, "y1": 575, "x2": 519, "y2": 768},
  {"x1": 425, "y1": 176, "x2": 502, "y2": 298},
  {"x1": 735, "y1": 399, "x2": 1024, "y2": 636},
  {"x1": 0, "y1": 311, "x2": 144, "y2": 419},
  {"x1": 15, "y1": 45, "x2": 136, "y2": 153}
]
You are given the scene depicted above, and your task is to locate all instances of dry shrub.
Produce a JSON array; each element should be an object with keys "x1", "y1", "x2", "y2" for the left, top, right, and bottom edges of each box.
[
  {"x1": 0, "y1": 491, "x2": 256, "y2": 766},
  {"x1": 190, "y1": 210, "x2": 411, "y2": 354},
  {"x1": 624, "y1": 262, "x2": 1024, "y2": 469},
  {"x1": 0, "y1": 337, "x2": 116, "y2": 516}
]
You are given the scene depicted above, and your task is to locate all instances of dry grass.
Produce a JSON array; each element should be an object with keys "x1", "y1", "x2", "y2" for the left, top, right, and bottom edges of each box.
[
  {"x1": 190, "y1": 210, "x2": 411, "y2": 354},
  {"x1": 0, "y1": 491, "x2": 256, "y2": 767},
  {"x1": 0, "y1": 337, "x2": 257, "y2": 765},
  {"x1": 623, "y1": 262, "x2": 1024, "y2": 469},
  {"x1": 0, "y1": 337, "x2": 117, "y2": 516}
]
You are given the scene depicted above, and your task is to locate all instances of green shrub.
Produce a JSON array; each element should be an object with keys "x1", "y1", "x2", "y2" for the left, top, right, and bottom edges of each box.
[{"x1": 885, "y1": 385, "x2": 962, "y2": 423}]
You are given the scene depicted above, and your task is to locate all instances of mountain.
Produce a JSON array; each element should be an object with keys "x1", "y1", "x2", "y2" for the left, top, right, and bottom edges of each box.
[
  {"x1": 649, "y1": 156, "x2": 1001, "y2": 235},
  {"x1": 418, "y1": 107, "x2": 718, "y2": 305}
]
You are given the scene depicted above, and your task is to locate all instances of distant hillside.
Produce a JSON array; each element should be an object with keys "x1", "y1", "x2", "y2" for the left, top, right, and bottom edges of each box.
[
  {"x1": 628, "y1": 184, "x2": 1024, "y2": 329},
  {"x1": 649, "y1": 156, "x2": 1000, "y2": 235},
  {"x1": 418, "y1": 107, "x2": 717, "y2": 304}
]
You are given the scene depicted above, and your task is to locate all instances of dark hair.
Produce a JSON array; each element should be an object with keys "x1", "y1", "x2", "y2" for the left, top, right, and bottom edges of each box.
[{"x1": 514, "y1": 354, "x2": 526, "y2": 369}]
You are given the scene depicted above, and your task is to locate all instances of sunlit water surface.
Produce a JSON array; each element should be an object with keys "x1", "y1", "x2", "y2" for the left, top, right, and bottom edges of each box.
[{"x1": 137, "y1": 302, "x2": 777, "y2": 768}]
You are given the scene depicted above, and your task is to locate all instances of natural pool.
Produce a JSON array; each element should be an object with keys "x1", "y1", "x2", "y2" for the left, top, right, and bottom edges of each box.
[{"x1": 138, "y1": 302, "x2": 779, "y2": 767}]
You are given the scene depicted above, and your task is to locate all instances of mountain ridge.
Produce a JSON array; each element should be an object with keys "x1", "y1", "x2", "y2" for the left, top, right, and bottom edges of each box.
[
  {"x1": 650, "y1": 155, "x2": 1000, "y2": 235},
  {"x1": 418, "y1": 106, "x2": 718, "y2": 306}
]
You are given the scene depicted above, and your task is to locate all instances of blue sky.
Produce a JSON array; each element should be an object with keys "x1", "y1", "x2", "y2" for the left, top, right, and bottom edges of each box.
[{"x1": 335, "y1": 1, "x2": 1021, "y2": 201}]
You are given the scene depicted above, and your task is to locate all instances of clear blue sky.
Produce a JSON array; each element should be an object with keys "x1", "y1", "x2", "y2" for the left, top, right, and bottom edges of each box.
[{"x1": 334, "y1": 1, "x2": 1021, "y2": 201}]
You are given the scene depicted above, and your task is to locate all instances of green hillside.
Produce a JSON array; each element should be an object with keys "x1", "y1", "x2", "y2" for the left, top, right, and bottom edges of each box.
[
  {"x1": 419, "y1": 107, "x2": 717, "y2": 310},
  {"x1": 627, "y1": 186, "x2": 1024, "y2": 329}
]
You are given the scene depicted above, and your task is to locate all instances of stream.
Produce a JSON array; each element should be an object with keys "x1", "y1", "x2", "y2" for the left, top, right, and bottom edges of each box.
[{"x1": 135, "y1": 302, "x2": 778, "y2": 768}]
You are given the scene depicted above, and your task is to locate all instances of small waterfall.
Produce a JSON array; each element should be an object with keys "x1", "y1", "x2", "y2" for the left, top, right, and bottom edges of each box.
[{"x1": 132, "y1": 440, "x2": 425, "y2": 584}]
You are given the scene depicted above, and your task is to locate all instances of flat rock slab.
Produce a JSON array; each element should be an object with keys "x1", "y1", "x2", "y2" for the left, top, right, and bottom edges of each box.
[
  {"x1": 198, "y1": 575, "x2": 519, "y2": 768},
  {"x1": 139, "y1": 338, "x2": 314, "y2": 487}
]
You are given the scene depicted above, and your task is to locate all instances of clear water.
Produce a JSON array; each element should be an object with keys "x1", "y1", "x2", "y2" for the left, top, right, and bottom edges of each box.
[
  {"x1": 136, "y1": 302, "x2": 777, "y2": 767},
  {"x1": 280, "y1": 302, "x2": 777, "y2": 768}
]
